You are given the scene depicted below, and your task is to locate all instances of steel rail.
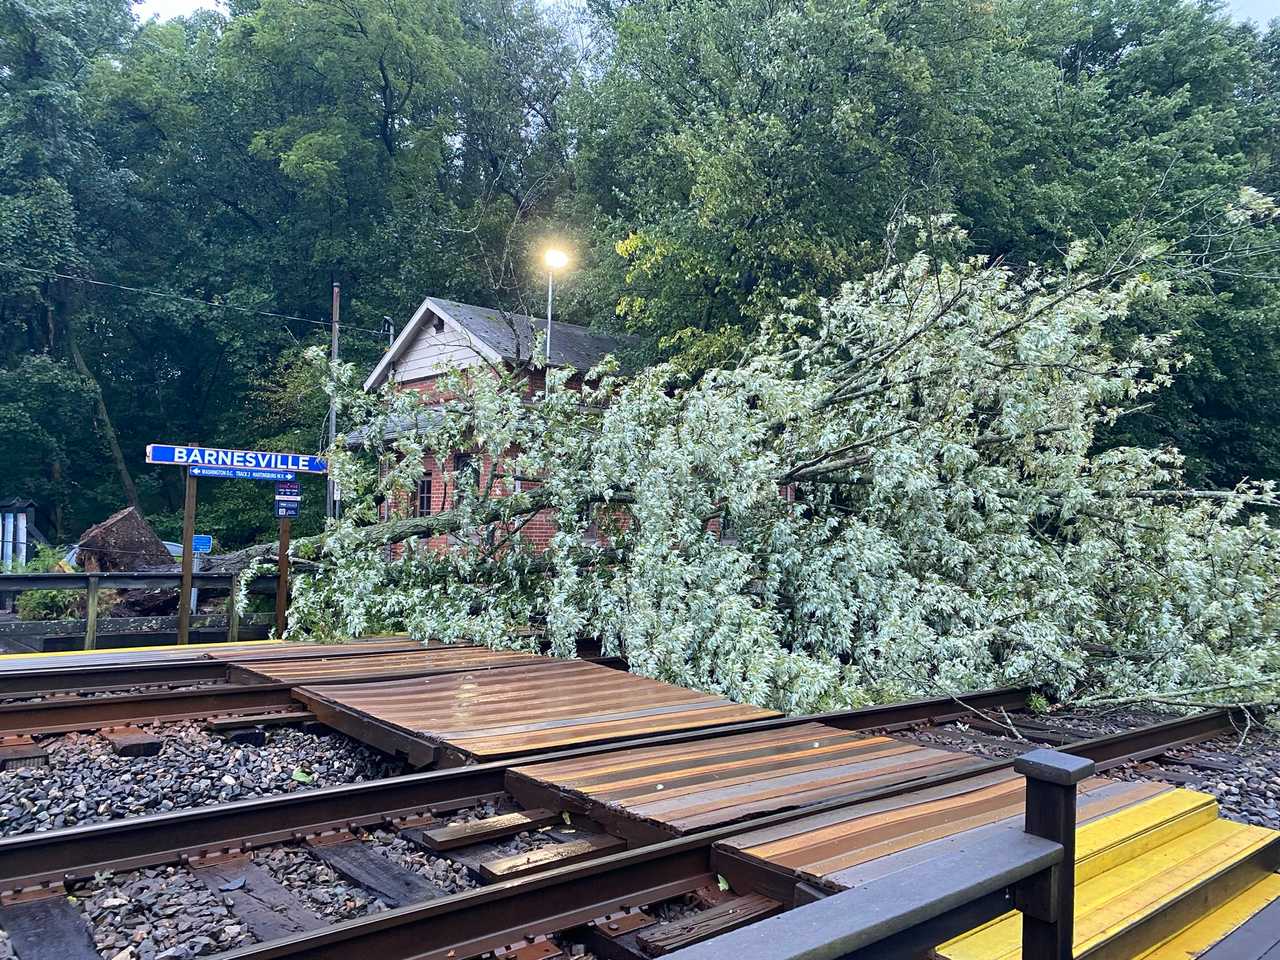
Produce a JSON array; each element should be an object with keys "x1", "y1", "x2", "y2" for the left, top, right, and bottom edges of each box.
[
  {"x1": 0, "y1": 651, "x2": 624, "y2": 713},
  {"x1": 0, "y1": 686, "x2": 1030, "y2": 892},
  {"x1": 0, "y1": 661, "x2": 233, "y2": 699},
  {"x1": 0, "y1": 683, "x2": 300, "y2": 737},
  {"x1": 213, "y1": 707, "x2": 1245, "y2": 960}
]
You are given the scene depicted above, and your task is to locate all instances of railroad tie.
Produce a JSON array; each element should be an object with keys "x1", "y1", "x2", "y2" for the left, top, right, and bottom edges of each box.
[
  {"x1": 306, "y1": 838, "x2": 448, "y2": 908},
  {"x1": 192, "y1": 856, "x2": 325, "y2": 941},
  {"x1": 0, "y1": 897, "x2": 99, "y2": 960}
]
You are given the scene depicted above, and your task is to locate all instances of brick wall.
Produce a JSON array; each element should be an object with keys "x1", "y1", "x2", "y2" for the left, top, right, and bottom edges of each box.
[{"x1": 383, "y1": 366, "x2": 568, "y2": 555}]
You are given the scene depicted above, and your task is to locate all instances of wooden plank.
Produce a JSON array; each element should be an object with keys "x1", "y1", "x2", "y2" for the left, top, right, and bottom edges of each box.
[
  {"x1": 204, "y1": 638, "x2": 422, "y2": 661},
  {"x1": 101, "y1": 724, "x2": 162, "y2": 757},
  {"x1": 205, "y1": 711, "x2": 315, "y2": 732},
  {"x1": 417, "y1": 809, "x2": 560, "y2": 851},
  {"x1": 636, "y1": 894, "x2": 783, "y2": 955},
  {"x1": 510, "y1": 725, "x2": 983, "y2": 837},
  {"x1": 478, "y1": 834, "x2": 627, "y2": 881},
  {"x1": 232, "y1": 646, "x2": 553, "y2": 685},
  {"x1": 0, "y1": 736, "x2": 47, "y2": 771},
  {"x1": 193, "y1": 857, "x2": 324, "y2": 940},
  {"x1": 295, "y1": 661, "x2": 778, "y2": 763},
  {"x1": 0, "y1": 897, "x2": 99, "y2": 960},
  {"x1": 307, "y1": 839, "x2": 446, "y2": 908}
]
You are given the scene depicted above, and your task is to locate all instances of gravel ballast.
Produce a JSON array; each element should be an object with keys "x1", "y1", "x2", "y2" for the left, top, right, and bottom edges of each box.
[
  {"x1": 897, "y1": 706, "x2": 1280, "y2": 829},
  {"x1": 256, "y1": 846, "x2": 386, "y2": 922},
  {"x1": 0, "y1": 721, "x2": 405, "y2": 836},
  {"x1": 77, "y1": 864, "x2": 254, "y2": 959}
]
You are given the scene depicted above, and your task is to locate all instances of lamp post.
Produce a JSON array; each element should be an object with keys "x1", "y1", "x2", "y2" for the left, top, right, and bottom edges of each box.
[{"x1": 543, "y1": 247, "x2": 568, "y2": 366}]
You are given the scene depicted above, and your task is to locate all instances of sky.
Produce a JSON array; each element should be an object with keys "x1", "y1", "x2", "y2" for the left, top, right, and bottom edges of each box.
[{"x1": 135, "y1": 0, "x2": 1276, "y2": 25}]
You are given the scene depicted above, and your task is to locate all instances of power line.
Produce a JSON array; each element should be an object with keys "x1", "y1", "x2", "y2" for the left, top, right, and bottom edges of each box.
[{"x1": 0, "y1": 260, "x2": 388, "y2": 336}]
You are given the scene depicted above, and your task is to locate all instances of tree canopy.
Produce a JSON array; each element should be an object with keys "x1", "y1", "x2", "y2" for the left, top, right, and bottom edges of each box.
[
  {"x1": 284, "y1": 224, "x2": 1280, "y2": 711},
  {"x1": 2, "y1": 0, "x2": 1277, "y2": 546},
  {"x1": 2, "y1": 0, "x2": 1279, "y2": 710}
]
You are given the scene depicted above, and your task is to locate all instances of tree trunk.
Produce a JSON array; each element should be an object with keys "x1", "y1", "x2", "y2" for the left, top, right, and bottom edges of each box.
[
  {"x1": 53, "y1": 302, "x2": 140, "y2": 509},
  {"x1": 219, "y1": 489, "x2": 639, "y2": 568}
]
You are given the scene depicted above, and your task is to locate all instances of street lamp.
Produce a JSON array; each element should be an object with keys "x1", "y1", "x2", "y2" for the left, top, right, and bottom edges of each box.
[{"x1": 543, "y1": 247, "x2": 569, "y2": 365}]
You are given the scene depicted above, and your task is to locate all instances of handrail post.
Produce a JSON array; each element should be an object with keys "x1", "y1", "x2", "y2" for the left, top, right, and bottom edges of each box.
[
  {"x1": 1015, "y1": 748, "x2": 1096, "y2": 960},
  {"x1": 84, "y1": 574, "x2": 99, "y2": 651}
]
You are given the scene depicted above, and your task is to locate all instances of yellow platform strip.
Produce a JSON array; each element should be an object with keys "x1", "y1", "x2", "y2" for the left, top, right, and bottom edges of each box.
[
  {"x1": 940, "y1": 791, "x2": 1221, "y2": 949},
  {"x1": 1134, "y1": 873, "x2": 1280, "y2": 960},
  {"x1": 941, "y1": 789, "x2": 1279, "y2": 960},
  {"x1": 1074, "y1": 790, "x2": 1220, "y2": 883}
]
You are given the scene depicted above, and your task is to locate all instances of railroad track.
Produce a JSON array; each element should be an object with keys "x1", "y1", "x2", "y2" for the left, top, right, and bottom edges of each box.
[
  {"x1": 0, "y1": 646, "x2": 627, "y2": 741},
  {"x1": 0, "y1": 693, "x2": 1244, "y2": 960}
]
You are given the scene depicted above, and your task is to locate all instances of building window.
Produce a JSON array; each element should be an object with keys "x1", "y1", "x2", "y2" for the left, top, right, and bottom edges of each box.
[
  {"x1": 453, "y1": 453, "x2": 478, "y2": 493},
  {"x1": 718, "y1": 511, "x2": 739, "y2": 545},
  {"x1": 416, "y1": 474, "x2": 432, "y2": 517}
]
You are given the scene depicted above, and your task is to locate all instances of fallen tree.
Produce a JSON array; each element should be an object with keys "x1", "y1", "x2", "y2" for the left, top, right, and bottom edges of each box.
[{"x1": 265, "y1": 233, "x2": 1280, "y2": 714}]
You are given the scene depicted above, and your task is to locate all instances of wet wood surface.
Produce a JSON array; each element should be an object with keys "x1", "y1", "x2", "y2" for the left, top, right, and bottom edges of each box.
[
  {"x1": 295, "y1": 660, "x2": 778, "y2": 763},
  {"x1": 230, "y1": 645, "x2": 550, "y2": 685},
  {"x1": 508, "y1": 722, "x2": 985, "y2": 836},
  {"x1": 715, "y1": 774, "x2": 1167, "y2": 891},
  {"x1": 205, "y1": 638, "x2": 422, "y2": 662}
]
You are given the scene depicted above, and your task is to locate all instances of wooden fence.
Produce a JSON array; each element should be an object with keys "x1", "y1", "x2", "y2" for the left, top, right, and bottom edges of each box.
[{"x1": 0, "y1": 572, "x2": 278, "y2": 651}]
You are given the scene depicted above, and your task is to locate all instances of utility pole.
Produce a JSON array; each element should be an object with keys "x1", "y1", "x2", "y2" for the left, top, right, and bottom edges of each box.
[{"x1": 327, "y1": 282, "x2": 340, "y2": 519}]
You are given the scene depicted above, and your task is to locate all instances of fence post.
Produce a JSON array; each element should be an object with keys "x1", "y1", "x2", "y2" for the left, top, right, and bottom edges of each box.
[
  {"x1": 84, "y1": 575, "x2": 99, "y2": 651},
  {"x1": 226, "y1": 571, "x2": 240, "y2": 644},
  {"x1": 1015, "y1": 748, "x2": 1096, "y2": 960}
]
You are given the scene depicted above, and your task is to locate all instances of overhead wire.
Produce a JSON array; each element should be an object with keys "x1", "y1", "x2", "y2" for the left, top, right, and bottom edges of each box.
[{"x1": 0, "y1": 260, "x2": 388, "y2": 337}]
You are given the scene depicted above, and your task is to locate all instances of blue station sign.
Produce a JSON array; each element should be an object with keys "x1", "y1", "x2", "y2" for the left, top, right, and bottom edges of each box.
[
  {"x1": 191, "y1": 534, "x2": 214, "y2": 554},
  {"x1": 190, "y1": 465, "x2": 295, "y2": 481},
  {"x1": 146, "y1": 444, "x2": 327, "y2": 475}
]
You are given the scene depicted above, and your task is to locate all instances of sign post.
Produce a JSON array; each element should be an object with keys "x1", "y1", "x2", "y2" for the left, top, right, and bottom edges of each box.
[
  {"x1": 275, "y1": 518, "x2": 291, "y2": 639},
  {"x1": 177, "y1": 470, "x2": 198, "y2": 644},
  {"x1": 146, "y1": 445, "x2": 327, "y2": 645},
  {"x1": 273, "y1": 479, "x2": 302, "y2": 637}
]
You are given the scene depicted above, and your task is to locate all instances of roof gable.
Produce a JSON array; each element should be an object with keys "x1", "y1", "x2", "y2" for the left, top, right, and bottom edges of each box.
[{"x1": 364, "y1": 296, "x2": 639, "y2": 391}]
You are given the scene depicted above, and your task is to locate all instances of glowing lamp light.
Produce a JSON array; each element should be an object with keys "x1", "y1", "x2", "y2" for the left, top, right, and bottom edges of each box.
[{"x1": 544, "y1": 248, "x2": 569, "y2": 271}]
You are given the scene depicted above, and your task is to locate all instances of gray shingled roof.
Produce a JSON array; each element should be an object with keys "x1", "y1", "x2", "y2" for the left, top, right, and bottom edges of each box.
[
  {"x1": 344, "y1": 410, "x2": 444, "y2": 448},
  {"x1": 428, "y1": 297, "x2": 640, "y2": 370}
]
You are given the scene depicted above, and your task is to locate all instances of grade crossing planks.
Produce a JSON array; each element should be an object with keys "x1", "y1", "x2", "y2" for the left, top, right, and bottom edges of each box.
[
  {"x1": 228, "y1": 645, "x2": 550, "y2": 686},
  {"x1": 507, "y1": 722, "x2": 986, "y2": 838},
  {"x1": 715, "y1": 774, "x2": 1171, "y2": 893},
  {"x1": 294, "y1": 660, "x2": 779, "y2": 765},
  {"x1": 204, "y1": 638, "x2": 422, "y2": 662}
]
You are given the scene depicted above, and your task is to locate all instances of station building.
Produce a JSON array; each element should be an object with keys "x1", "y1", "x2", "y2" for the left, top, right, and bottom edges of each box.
[{"x1": 359, "y1": 296, "x2": 638, "y2": 553}]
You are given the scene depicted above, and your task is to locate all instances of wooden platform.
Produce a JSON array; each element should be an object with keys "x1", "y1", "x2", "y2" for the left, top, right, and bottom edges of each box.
[
  {"x1": 227, "y1": 645, "x2": 549, "y2": 685},
  {"x1": 203, "y1": 638, "x2": 422, "y2": 662},
  {"x1": 711, "y1": 772, "x2": 1170, "y2": 900},
  {"x1": 506, "y1": 722, "x2": 986, "y2": 841},
  {"x1": 294, "y1": 660, "x2": 779, "y2": 766}
]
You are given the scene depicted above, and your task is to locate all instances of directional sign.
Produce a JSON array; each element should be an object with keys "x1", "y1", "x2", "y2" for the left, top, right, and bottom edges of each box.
[
  {"x1": 191, "y1": 465, "x2": 296, "y2": 482},
  {"x1": 191, "y1": 535, "x2": 213, "y2": 554},
  {"x1": 275, "y1": 480, "x2": 302, "y2": 501},
  {"x1": 146, "y1": 444, "x2": 326, "y2": 475},
  {"x1": 274, "y1": 500, "x2": 300, "y2": 519}
]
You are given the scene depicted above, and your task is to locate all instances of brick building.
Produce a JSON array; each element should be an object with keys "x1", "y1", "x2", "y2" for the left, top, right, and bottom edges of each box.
[{"x1": 360, "y1": 296, "x2": 638, "y2": 552}]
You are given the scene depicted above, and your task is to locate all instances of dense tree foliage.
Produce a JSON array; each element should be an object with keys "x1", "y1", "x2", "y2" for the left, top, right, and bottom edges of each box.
[
  {"x1": 0, "y1": 0, "x2": 1277, "y2": 553},
  {"x1": 283, "y1": 232, "x2": 1280, "y2": 710}
]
